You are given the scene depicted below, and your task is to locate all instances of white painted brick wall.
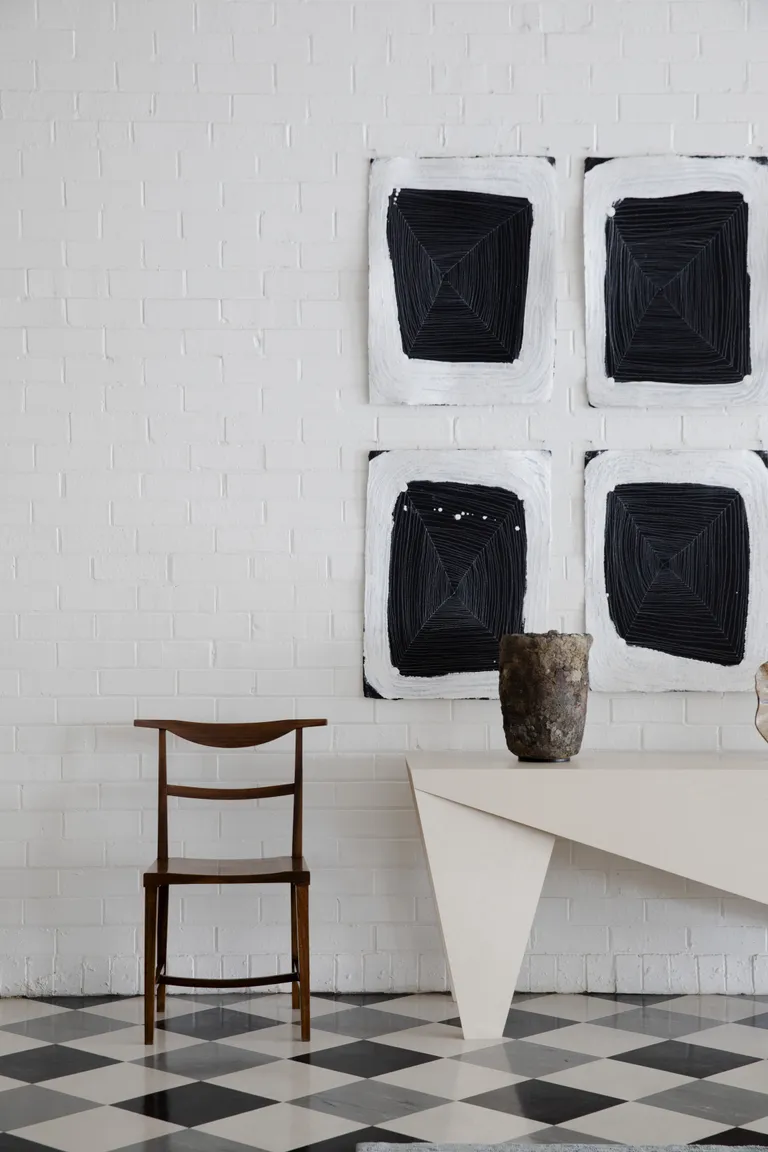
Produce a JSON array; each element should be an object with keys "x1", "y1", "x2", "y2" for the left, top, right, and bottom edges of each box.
[{"x1": 1, "y1": 0, "x2": 768, "y2": 997}]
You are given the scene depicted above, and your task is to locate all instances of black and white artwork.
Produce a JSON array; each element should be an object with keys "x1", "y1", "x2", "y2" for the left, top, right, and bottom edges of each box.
[
  {"x1": 369, "y1": 157, "x2": 556, "y2": 406},
  {"x1": 584, "y1": 156, "x2": 768, "y2": 407},
  {"x1": 585, "y1": 450, "x2": 768, "y2": 692},
  {"x1": 364, "y1": 450, "x2": 551, "y2": 699}
]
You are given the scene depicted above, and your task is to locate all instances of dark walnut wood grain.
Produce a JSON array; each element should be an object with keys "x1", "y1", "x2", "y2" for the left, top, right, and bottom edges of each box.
[{"x1": 135, "y1": 717, "x2": 327, "y2": 1045}]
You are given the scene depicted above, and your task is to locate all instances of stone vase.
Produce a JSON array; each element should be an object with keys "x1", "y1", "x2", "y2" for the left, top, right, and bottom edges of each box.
[{"x1": 499, "y1": 630, "x2": 593, "y2": 762}]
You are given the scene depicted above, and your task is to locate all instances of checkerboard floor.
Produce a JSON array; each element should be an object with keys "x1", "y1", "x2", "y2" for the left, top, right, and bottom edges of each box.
[{"x1": 5, "y1": 993, "x2": 768, "y2": 1150}]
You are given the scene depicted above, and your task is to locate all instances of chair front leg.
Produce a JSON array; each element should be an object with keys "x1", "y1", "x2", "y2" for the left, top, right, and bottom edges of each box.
[
  {"x1": 156, "y1": 886, "x2": 169, "y2": 1013},
  {"x1": 144, "y1": 886, "x2": 158, "y2": 1044}
]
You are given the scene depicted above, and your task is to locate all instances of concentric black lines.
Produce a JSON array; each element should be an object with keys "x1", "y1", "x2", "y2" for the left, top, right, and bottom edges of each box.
[
  {"x1": 386, "y1": 187, "x2": 533, "y2": 363},
  {"x1": 387, "y1": 480, "x2": 527, "y2": 677},
  {"x1": 604, "y1": 481, "x2": 749, "y2": 666},
  {"x1": 604, "y1": 190, "x2": 751, "y2": 384}
]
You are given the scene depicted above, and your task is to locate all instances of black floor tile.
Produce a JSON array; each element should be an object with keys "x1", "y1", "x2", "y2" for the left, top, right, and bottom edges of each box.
[
  {"x1": 738, "y1": 1012, "x2": 768, "y2": 1030},
  {"x1": 28, "y1": 996, "x2": 124, "y2": 1010},
  {"x1": 0, "y1": 1044, "x2": 117, "y2": 1084},
  {"x1": 443, "y1": 1008, "x2": 574, "y2": 1039},
  {"x1": 289, "y1": 1125, "x2": 427, "y2": 1152},
  {"x1": 589, "y1": 992, "x2": 683, "y2": 1006},
  {"x1": 292, "y1": 1040, "x2": 438, "y2": 1078},
  {"x1": 613, "y1": 1040, "x2": 760, "y2": 1078},
  {"x1": 0, "y1": 1136, "x2": 59, "y2": 1151},
  {"x1": 467, "y1": 1079, "x2": 622, "y2": 1125},
  {"x1": 157, "y1": 1007, "x2": 272, "y2": 1041},
  {"x1": 116, "y1": 1082, "x2": 272, "y2": 1127},
  {"x1": 693, "y1": 1130, "x2": 768, "y2": 1145},
  {"x1": 599, "y1": 1005, "x2": 722, "y2": 1039},
  {"x1": 313, "y1": 994, "x2": 404, "y2": 1007},
  {"x1": 135, "y1": 1041, "x2": 277, "y2": 1080},
  {"x1": 115, "y1": 1132, "x2": 262, "y2": 1152}
]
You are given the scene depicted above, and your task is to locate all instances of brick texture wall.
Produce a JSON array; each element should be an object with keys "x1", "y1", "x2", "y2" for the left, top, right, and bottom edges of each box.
[{"x1": 1, "y1": 0, "x2": 767, "y2": 997}]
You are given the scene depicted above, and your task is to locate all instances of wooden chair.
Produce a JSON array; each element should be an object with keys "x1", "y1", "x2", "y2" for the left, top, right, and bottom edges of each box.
[{"x1": 135, "y1": 717, "x2": 327, "y2": 1044}]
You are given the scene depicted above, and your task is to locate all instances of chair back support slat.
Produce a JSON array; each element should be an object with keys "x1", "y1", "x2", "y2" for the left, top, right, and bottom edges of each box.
[
  {"x1": 134, "y1": 717, "x2": 327, "y2": 865},
  {"x1": 134, "y1": 718, "x2": 325, "y2": 748},
  {"x1": 167, "y1": 783, "x2": 295, "y2": 801}
]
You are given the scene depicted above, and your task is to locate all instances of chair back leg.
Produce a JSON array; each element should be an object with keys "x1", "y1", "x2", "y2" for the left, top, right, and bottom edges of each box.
[
  {"x1": 290, "y1": 885, "x2": 299, "y2": 1009},
  {"x1": 144, "y1": 886, "x2": 158, "y2": 1045},
  {"x1": 296, "y1": 883, "x2": 310, "y2": 1041}
]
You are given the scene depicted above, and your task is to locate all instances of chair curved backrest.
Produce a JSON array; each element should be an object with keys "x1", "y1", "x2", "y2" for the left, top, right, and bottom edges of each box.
[{"x1": 134, "y1": 718, "x2": 328, "y2": 863}]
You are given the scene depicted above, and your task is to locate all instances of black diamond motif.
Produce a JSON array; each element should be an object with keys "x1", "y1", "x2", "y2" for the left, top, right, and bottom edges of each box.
[
  {"x1": 0, "y1": 1044, "x2": 117, "y2": 1084},
  {"x1": 292, "y1": 1039, "x2": 438, "y2": 1078},
  {"x1": 605, "y1": 190, "x2": 751, "y2": 384},
  {"x1": 387, "y1": 480, "x2": 526, "y2": 679},
  {"x1": 604, "y1": 481, "x2": 749, "y2": 666},
  {"x1": 157, "y1": 1007, "x2": 267, "y2": 1041},
  {"x1": 116, "y1": 1082, "x2": 270, "y2": 1127},
  {"x1": 613, "y1": 1039, "x2": 760, "y2": 1078},
  {"x1": 387, "y1": 187, "x2": 533, "y2": 364},
  {"x1": 467, "y1": 1079, "x2": 622, "y2": 1124}
]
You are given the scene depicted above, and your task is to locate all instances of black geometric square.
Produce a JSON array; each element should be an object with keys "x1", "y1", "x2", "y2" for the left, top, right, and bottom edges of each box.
[
  {"x1": 605, "y1": 190, "x2": 751, "y2": 384},
  {"x1": 0, "y1": 1044, "x2": 117, "y2": 1084},
  {"x1": 466, "y1": 1079, "x2": 622, "y2": 1125},
  {"x1": 612, "y1": 1039, "x2": 760, "y2": 1078},
  {"x1": 292, "y1": 1039, "x2": 437, "y2": 1078},
  {"x1": 156, "y1": 1007, "x2": 263, "y2": 1041},
  {"x1": 604, "y1": 481, "x2": 749, "y2": 666},
  {"x1": 387, "y1": 480, "x2": 526, "y2": 678},
  {"x1": 116, "y1": 1082, "x2": 270, "y2": 1127},
  {"x1": 387, "y1": 187, "x2": 533, "y2": 363}
]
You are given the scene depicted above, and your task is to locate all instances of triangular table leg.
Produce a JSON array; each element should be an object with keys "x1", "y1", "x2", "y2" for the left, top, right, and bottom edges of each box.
[{"x1": 413, "y1": 788, "x2": 555, "y2": 1039}]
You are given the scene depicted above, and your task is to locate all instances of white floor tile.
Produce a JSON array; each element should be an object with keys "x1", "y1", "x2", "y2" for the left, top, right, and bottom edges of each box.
[
  {"x1": 12, "y1": 1104, "x2": 182, "y2": 1152},
  {"x1": 373, "y1": 1056, "x2": 526, "y2": 1100},
  {"x1": 572, "y1": 1100, "x2": 731, "y2": 1144},
  {"x1": 198, "y1": 1101, "x2": 364, "y2": 1152},
  {"x1": 61, "y1": 1024, "x2": 203, "y2": 1063},
  {"x1": 375, "y1": 1023, "x2": 500, "y2": 1058},
  {"x1": 0, "y1": 1032, "x2": 49, "y2": 1057},
  {"x1": 210, "y1": 1059, "x2": 360, "y2": 1101},
  {"x1": 79, "y1": 997, "x2": 210, "y2": 1024},
  {"x1": 223, "y1": 1023, "x2": 355, "y2": 1059},
  {"x1": 0, "y1": 1001, "x2": 68, "y2": 1026},
  {"x1": 664, "y1": 995, "x2": 766, "y2": 1022},
  {"x1": 709, "y1": 1059, "x2": 768, "y2": 1093},
  {"x1": 540, "y1": 1056, "x2": 695, "y2": 1100},
  {"x1": 368, "y1": 995, "x2": 458, "y2": 1022},
  {"x1": 684, "y1": 1023, "x2": 768, "y2": 1059},
  {"x1": 385, "y1": 1100, "x2": 546, "y2": 1143},
  {"x1": 533, "y1": 1022, "x2": 661, "y2": 1057},
  {"x1": 40, "y1": 1061, "x2": 193, "y2": 1103},
  {"x1": 516, "y1": 994, "x2": 635, "y2": 1022}
]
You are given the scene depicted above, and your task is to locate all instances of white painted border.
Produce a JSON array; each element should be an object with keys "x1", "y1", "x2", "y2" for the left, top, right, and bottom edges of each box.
[
  {"x1": 369, "y1": 156, "x2": 557, "y2": 406},
  {"x1": 585, "y1": 450, "x2": 768, "y2": 692},
  {"x1": 584, "y1": 156, "x2": 768, "y2": 408},
  {"x1": 364, "y1": 450, "x2": 551, "y2": 700}
]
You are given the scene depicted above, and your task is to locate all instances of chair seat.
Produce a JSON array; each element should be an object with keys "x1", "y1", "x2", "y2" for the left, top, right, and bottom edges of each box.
[{"x1": 144, "y1": 855, "x2": 310, "y2": 885}]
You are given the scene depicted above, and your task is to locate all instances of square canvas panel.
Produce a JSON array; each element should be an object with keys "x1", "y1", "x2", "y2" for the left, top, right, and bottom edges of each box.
[
  {"x1": 585, "y1": 450, "x2": 768, "y2": 691},
  {"x1": 369, "y1": 156, "x2": 556, "y2": 406},
  {"x1": 584, "y1": 155, "x2": 768, "y2": 407},
  {"x1": 364, "y1": 450, "x2": 550, "y2": 700}
]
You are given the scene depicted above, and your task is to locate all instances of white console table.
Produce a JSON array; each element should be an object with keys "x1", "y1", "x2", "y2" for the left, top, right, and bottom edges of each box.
[{"x1": 407, "y1": 750, "x2": 768, "y2": 1040}]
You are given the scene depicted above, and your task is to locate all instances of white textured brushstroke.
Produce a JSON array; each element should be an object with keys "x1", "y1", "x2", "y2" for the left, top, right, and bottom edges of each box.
[
  {"x1": 369, "y1": 156, "x2": 557, "y2": 406},
  {"x1": 585, "y1": 450, "x2": 768, "y2": 692},
  {"x1": 364, "y1": 450, "x2": 551, "y2": 700},
  {"x1": 584, "y1": 155, "x2": 768, "y2": 407}
]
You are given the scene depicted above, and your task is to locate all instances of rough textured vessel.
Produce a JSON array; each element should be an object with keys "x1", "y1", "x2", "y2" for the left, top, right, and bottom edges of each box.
[
  {"x1": 756, "y1": 663, "x2": 768, "y2": 744},
  {"x1": 499, "y1": 630, "x2": 593, "y2": 762}
]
